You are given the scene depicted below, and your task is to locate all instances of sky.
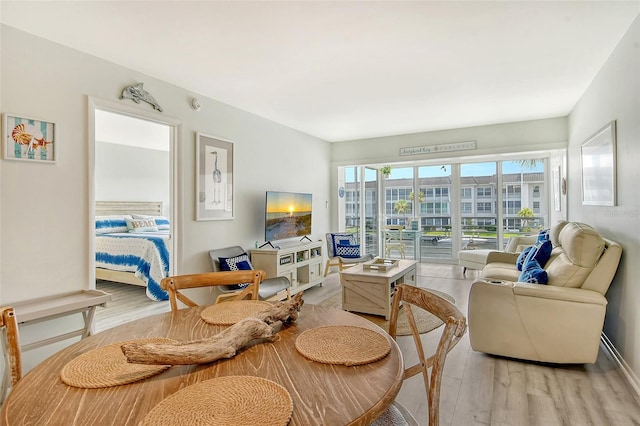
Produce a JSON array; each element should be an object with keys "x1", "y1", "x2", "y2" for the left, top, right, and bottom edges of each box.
[
  {"x1": 266, "y1": 191, "x2": 312, "y2": 213},
  {"x1": 350, "y1": 160, "x2": 544, "y2": 181}
]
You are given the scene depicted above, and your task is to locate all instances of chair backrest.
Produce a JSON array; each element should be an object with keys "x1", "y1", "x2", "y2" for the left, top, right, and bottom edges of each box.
[
  {"x1": 389, "y1": 284, "x2": 467, "y2": 426},
  {"x1": 208, "y1": 246, "x2": 247, "y2": 272},
  {"x1": 384, "y1": 225, "x2": 404, "y2": 243},
  {"x1": 544, "y1": 221, "x2": 621, "y2": 292},
  {"x1": 326, "y1": 233, "x2": 357, "y2": 258},
  {"x1": 1, "y1": 307, "x2": 22, "y2": 402},
  {"x1": 160, "y1": 271, "x2": 263, "y2": 311}
]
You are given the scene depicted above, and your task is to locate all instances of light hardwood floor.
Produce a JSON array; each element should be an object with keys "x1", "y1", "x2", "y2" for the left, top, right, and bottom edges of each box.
[{"x1": 95, "y1": 264, "x2": 640, "y2": 426}]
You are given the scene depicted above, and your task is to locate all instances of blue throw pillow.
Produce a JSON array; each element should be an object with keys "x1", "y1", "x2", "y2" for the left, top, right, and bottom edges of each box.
[
  {"x1": 218, "y1": 253, "x2": 252, "y2": 289},
  {"x1": 523, "y1": 239, "x2": 552, "y2": 268},
  {"x1": 537, "y1": 229, "x2": 550, "y2": 243},
  {"x1": 516, "y1": 246, "x2": 534, "y2": 271},
  {"x1": 218, "y1": 253, "x2": 253, "y2": 271},
  {"x1": 336, "y1": 244, "x2": 360, "y2": 258},
  {"x1": 331, "y1": 233, "x2": 355, "y2": 255},
  {"x1": 519, "y1": 259, "x2": 548, "y2": 284}
]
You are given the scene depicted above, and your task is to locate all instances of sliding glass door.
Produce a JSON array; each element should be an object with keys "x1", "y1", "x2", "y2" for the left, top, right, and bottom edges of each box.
[
  {"x1": 460, "y1": 162, "x2": 498, "y2": 251},
  {"x1": 342, "y1": 166, "x2": 378, "y2": 257},
  {"x1": 501, "y1": 160, "x2": 547, "y2": 247},
  {"x1": 339, "y1": 156, "x2": 549, "y2": 263},
  {"x1": 417, "y1": 165, "x2": 452, "y2": 260}
]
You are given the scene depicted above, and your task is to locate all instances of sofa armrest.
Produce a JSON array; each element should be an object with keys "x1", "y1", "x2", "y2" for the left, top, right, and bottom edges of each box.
[
  {"x1": 485, "y1": 251, "x2": 519, "y2": 265},
  {"x1": 512, "y1": 282, "x2": 607, "y2": 305},
  {"x1": 468, "y1": 279, "x2": 608, "y2": 363}
]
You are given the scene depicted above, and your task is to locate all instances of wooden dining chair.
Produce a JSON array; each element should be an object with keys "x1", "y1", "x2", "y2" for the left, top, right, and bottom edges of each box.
[
  {"x1": 160, "y1": 270, "x2": 263, "y2": 312},
  {"x1": 373, "y1": 284, "x2": 467, "y2": 426},
  {"x1": 1, "y1": 307, "x2": 22, "y2": 404}
]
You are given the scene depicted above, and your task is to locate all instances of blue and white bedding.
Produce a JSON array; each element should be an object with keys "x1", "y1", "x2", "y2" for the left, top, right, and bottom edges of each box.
[{"x1": 95, "y1": 215, "x2": 171, "y2": 301}]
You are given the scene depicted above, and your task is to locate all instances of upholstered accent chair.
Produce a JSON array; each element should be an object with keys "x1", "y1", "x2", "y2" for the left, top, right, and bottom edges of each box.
[
  {"x1": 209, "y1": 246, "x2": 291, "y2": 302},
  {"x1": 324, "y1": 233, "x2": 373, "y2": 276},
  {"x1": 468, "y1": 221, "x2": 622, "y2": 363}
]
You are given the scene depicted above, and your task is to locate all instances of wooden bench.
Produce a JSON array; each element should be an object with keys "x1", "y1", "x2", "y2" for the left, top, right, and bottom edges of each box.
[{"x1": 1, "y1": 289, "x2": 111, "y2": 402}]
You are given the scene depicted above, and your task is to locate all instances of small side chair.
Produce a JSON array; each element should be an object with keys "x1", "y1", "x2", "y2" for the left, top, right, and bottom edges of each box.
[
  {"x1": 324, "y1": 233, "x2": 373, "y2": 276},
  {"x1": 383, "y1": 225, "x2": 406, "y2": 259},
  {"x1": 372, "y1": 284, "x2": 467, "y2": 426},
  {"x1": 209, "y1": 246, "x2": 291, "y2": 302}
]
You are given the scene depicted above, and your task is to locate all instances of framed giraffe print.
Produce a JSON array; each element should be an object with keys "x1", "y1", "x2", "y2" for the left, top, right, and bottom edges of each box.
[
  {"x1": 196, "y1": 133, "x2": 234, "y2": 220},
  {"x1": 3, "y1": 113, "x2": 56, "y2": 163}
]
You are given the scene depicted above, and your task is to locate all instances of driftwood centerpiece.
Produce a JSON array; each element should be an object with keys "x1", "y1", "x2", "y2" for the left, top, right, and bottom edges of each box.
[{"x1": 121, "y1": 293, "x2": 304, "y2": 365}]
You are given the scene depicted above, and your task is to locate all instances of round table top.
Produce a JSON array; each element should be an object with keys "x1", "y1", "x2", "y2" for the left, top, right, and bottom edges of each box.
[{"x1": 1, "y1": 303, "x2": 403, "y2": 426}]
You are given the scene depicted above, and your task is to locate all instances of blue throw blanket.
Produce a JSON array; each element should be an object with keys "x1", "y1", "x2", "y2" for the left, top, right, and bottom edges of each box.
[{"x1": 96, "y1": 233, "x2": 170, "y2": 301}]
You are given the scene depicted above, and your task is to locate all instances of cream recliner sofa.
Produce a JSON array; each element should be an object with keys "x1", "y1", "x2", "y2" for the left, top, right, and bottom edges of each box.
[
  {"x1": 458, "y1": 234, "x2": 537, "y2": 274},
  {"x1": 468, "y1": 221, "x2": 622, "y2": 364}
]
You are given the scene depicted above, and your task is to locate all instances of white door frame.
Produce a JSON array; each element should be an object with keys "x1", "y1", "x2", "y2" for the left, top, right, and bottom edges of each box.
[{"x1": 87, "y1": 96, "x2": 182, "y2": 286}]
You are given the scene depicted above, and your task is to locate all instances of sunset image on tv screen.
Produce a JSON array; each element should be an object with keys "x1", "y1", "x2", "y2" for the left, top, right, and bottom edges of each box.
[{"x1": 265, "y1": 192, "x2": 312, "y2": 241}]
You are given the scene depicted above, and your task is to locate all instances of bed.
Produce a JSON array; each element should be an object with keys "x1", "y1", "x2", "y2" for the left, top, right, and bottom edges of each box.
[{"x1": 95, "y1": 201, "x2": 171, "y2": 301}]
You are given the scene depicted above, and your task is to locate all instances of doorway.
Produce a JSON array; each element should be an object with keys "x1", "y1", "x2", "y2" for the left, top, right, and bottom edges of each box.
[{"x1": 88, "y1": 97, "x2": 180, "y2": 304}]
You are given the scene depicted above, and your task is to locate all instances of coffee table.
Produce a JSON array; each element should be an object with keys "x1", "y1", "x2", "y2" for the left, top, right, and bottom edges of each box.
[{"x1": 340, "y1": 259, "x2": 417, "y2": 320}]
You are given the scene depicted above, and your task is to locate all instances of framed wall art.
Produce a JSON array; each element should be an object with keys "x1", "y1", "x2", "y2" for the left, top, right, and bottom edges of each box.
[
  {"x1": 3, "y1": 113, "x2": 56, "y2": 163},
  {"x1": 581, "y1": 120, "x2": 616, "y2": 206},
  {"x1": 196, "y1": 133, "x2": 234, "y2": 220}
]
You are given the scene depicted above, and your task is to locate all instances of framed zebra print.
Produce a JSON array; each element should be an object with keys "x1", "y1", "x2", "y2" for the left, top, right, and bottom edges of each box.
[{"x1": 3, "y1": 113, "x2": 56, "y2": 163}]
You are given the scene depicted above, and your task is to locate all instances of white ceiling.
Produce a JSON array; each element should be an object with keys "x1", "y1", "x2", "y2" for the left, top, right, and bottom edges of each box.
[{"x1": 2, "y1": 1, "x2": 639, "y2": 142}]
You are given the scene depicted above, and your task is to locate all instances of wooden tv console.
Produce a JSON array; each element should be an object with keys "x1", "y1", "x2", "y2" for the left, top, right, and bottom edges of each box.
[{"x1": 250, "y1": 241, "x2": 323, "y2": 295}]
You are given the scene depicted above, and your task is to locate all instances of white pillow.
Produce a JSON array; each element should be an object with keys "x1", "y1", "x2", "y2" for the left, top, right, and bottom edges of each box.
[
  {"x1": 132, "y1": 214, "x2": 170, "y2": 230},
  {"x1": 126, "y1": 218, "x2": 159, "y2": 233}
]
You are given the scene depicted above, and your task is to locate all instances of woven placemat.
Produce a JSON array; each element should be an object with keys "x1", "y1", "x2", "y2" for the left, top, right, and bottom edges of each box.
[
  {"x1": 142, "y1": 376, "x2": 293, "y2": 426},
  {"x1": 60, "y1": 338, "x2": 175, "y2": 388},
  {"x1": 200, "y1": 300, "x2": 272, "y2": 325},
  {"x1": 295, "y1": 325, "x2": 391, "y2": 366}
]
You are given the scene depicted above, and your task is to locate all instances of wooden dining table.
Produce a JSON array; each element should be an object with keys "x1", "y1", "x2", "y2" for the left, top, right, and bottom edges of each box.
[{"x1": 1, "y1": 303, "x2": 404, "y2": 425}]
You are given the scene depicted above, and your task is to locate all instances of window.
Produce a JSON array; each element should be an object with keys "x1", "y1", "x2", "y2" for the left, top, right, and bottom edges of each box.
[
  {"x1": 504, "y1": 185, "x2": 521, "y2": 196},
  {"x1": 425, "y1": 218, "x2": 450, "y2": 227},
  {"x1": 425, "y1": 202, "x2": 449, "y2": 215},
  {"x1": 477, "y1": 187, "x2": 492, "y2": 198},
  {"x1": 426, "y1": 187, "x2": 449, "y2": 199},
  {"x1": 477, "y1": 202, "x2": 492, "y2": 213},
  {"x1": 503, "y1": 200, "x2": 521, "y2": 215},
  {"x1": 385, "y1": 187, "x2": 413, "y2": 219},
  {"x1": 340, "y1": 158, "x2": 548, "y2": 262}
]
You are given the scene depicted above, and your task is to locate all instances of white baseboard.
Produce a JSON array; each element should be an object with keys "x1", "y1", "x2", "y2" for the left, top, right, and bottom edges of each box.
[{"x1": 601, "y1": 333, "x2": 640, "y2": 397}]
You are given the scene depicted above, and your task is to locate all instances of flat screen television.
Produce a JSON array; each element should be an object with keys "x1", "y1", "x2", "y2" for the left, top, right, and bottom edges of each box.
[{"x1": 265, "y1": 191, "x2": 312, "y2": 242}]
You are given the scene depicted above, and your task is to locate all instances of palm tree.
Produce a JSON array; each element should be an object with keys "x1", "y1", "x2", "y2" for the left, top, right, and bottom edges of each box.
[
  {"x1": 394, "y1": 199, "x2": 410, "y2": 226},
  {"x1": 516, "y1": 159, "x2": 541, "y2": 170},
  {"x1": 517, "y1": 207, "x2": 535, "y2": 232}
]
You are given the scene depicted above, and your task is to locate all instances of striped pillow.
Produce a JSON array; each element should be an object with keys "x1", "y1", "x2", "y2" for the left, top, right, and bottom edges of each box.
[
  {"x1": 132, "y1": 214, "x2": 171, "y2": 230},
  {"x1": 95, "y1": 215, "x2": 132, "y2": 235}
]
